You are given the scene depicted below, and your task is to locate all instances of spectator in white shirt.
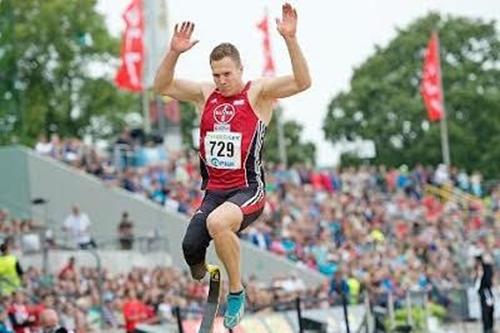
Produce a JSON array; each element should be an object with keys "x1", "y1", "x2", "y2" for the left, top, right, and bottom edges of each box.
[
  {"x1": 434, "y1": 163, "x2": 449, "y2": 186},
  {"x1": 34, "y1": 134, "x2": 53, "y2": 156},
  {"x1": 63, "y1": 205, "x2": 95, "y2": 249}
]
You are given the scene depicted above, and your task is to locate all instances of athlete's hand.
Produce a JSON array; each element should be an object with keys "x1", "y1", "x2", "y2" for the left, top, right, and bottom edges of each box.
[
  {"x1": 276, "y1": 3, "x2": 297, "y2": 40},
  {"x1": 170, "y1": 21, "x2": 199, "y2": 53}
]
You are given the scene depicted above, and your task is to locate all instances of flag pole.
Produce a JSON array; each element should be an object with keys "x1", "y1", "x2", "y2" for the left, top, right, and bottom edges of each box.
[
  {"x1": 439, "y1": 109, "x2": 450, "y2": 166},
  {"x1": 141, "y1": 0, "x2": 151, "y2": 134},
  {"x1": 435, "y1": 32, "x2": 451, "y2": 166},
  {"x1": 257, "y1": 8, "x2": 287, "y2": 166}
]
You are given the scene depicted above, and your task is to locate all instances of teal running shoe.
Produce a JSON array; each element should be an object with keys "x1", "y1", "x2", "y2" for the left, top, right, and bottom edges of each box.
[{"x1": 223, "y1": 290, "x2": 246, "y2": 329}]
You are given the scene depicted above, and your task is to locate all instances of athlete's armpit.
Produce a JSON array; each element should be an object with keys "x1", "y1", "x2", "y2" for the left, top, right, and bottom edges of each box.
[{"x1": 259, "y1": 75, "x2": 309, "y2": 100}]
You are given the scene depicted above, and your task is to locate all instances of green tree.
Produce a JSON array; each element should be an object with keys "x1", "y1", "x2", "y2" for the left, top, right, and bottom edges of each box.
[
  {"x1": 179, "y1": 101, "x2": 198, "y2": 149},
  {"x1": 0, "y1": 0, "x2": 138, "y2": 145},
  {"x1": 323, "y1": 14, "x2": 500, "y2": 178},
  {"x1": 265, "y1": 106, "x2": 316, "y2": 166}
]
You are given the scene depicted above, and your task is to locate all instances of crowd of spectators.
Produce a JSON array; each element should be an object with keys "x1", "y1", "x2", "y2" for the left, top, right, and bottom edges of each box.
[
  {"x1": 0, "y1": 210, "x2": 42, "y2": 254},
  {"x1": 23, "y1": 132, "x2": 500, "y2": 317},
  {"x1": 248, "y1": 163, "x2": 498, "y2": 306},
  {"x1": 0, "y1": 212, "x2": 40, "y2": 238},
  {"x1": 34, "y1": 131, "x2": 203, "y2": 217},
  {"x1": 0, "y1": 253, "x2": 321, "y2": 332}
]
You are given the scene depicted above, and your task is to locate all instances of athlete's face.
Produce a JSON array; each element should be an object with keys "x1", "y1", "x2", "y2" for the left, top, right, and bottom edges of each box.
[{"x1": 210, "y1": 57, "x2": 243, "y2": 97}]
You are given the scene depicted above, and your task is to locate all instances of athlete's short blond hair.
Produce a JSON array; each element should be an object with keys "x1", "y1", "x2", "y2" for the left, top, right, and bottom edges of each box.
[{"x1": 209, "y1": 43, "x2": 241, "y2": 66}]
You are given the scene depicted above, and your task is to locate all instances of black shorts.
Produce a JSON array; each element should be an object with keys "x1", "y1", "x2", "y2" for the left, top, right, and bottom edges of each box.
[
  {"x1": 181, "y1": 184, "x2": 265, "y2": 266},
  {"x1": 198, "y1": 184, "x2": 265, "y2": 232}
]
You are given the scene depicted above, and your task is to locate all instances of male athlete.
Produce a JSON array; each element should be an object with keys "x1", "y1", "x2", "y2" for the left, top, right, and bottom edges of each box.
[{"x1": 153, "y1": 3, "x2": 310, "y2": 329}]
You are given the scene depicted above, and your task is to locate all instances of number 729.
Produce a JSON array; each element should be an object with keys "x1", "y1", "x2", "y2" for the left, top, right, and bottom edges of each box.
[{"x1": 209, "y1": 141, "x2": 234, "y2": 158}]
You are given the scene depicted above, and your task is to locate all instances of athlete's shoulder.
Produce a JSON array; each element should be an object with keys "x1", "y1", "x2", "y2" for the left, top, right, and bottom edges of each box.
[
  {"x1": 191, "y1": 82, "x2": 216, "y2": 110},
  {"x1": 246, "y1": 78, "x2": 266, "y2": 101}
]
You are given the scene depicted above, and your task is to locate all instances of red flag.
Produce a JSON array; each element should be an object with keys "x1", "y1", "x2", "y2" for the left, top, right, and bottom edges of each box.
[
  {"x1": 257, "y1": 12, "x2": 275, "y2": 77},
  {"x1": 115, "y1": 0, "x2": 144, "y2": 92},
  {"x1": 421, "y1": 32, "x2": 445, "y2": 122},
  {"x1": 149, "y1": 100, "x2": 180, "y2": 125}
]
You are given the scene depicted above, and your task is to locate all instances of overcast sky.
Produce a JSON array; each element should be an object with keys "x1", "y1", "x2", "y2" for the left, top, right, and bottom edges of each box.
[{"x1": 96, "y1": 0, "x2": 500, "y2": 166}]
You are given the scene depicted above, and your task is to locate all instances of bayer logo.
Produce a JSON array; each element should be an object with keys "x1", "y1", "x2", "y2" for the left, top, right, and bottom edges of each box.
[{"x1": 213, "y1": 103, "x2": 236, "y2": 124}]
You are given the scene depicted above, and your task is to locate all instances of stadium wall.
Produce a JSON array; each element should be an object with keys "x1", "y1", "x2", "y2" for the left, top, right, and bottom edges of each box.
[{"x1": 0, "y1": 146, "x2": 32, "y2": 218}]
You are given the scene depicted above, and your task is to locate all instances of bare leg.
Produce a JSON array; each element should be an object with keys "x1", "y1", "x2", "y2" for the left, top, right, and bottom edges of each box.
[
  {"x1": 213, "y1": 229, "x2": 242, "y2": 292},
  {"x1": 206, "y1": 202, "x2": 243, "y2": 293}
]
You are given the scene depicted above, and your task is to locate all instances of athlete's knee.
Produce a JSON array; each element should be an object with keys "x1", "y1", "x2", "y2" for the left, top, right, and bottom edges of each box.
[
  {"x1": 206, "y1": 206, "x2": 241, "y2": 238},
  {"x1": 182, "y1": 215, "x2": 210, "y2": 266},
  {"x1": 206, "y1": 214, "x2": 226, "y2": 238}
]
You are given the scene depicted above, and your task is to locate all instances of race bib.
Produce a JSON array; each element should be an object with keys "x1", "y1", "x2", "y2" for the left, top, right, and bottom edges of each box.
[{"x1": 204, "y1": 131, "x2": 242, "y2": 169}]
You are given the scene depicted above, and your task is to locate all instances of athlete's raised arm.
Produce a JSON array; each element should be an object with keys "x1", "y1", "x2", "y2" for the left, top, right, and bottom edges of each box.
[
  {"x1": 153, "y1": 21, "x2": 209, "y2": 105},
  {"x1": 259, "y1": 3, "x2": 311, "y2": 100}
]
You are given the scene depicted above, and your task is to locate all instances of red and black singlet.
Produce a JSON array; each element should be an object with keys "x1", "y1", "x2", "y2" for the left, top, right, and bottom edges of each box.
[{"x1": 199, "y1": 82, "x2": 266, "y2": 191}]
